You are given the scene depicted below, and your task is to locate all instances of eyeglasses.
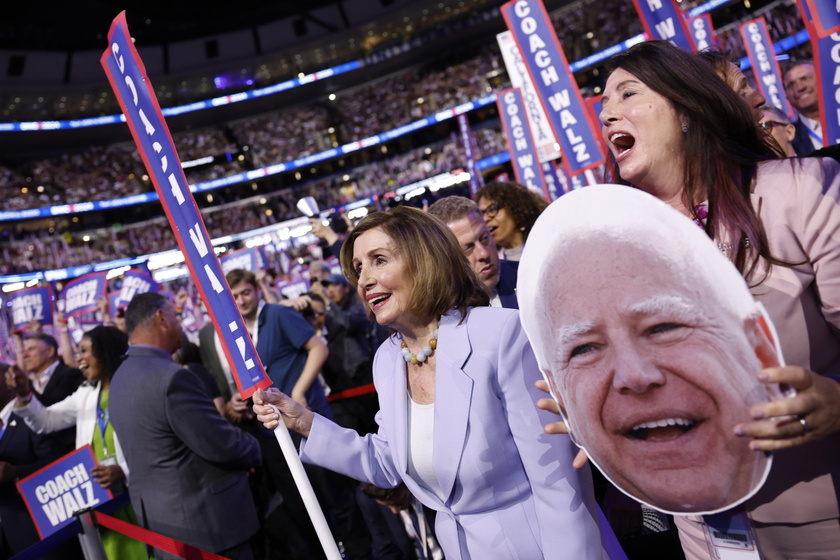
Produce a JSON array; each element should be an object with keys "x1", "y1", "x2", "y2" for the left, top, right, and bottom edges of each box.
[
  {"x1": 480, "y1": 201, "x2": 500, "y2": 220},
  {"x1": 760, "y1": 120, "x2": 788, "y2": 130}
]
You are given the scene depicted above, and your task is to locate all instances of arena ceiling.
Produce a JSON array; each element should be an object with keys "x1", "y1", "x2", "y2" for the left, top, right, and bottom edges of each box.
[{"x1": 1, "y1": 1, "x2": 353, "y2": 51}]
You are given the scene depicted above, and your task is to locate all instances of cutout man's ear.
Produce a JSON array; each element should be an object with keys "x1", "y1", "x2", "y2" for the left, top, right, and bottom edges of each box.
[
  {"x1": 542, "y1": 369, "x2": 578, "y2": 441},
  {"x1": 744, "y1": 315, "x2": 781, "y2": 369},
  {"x1": 542, "y1": 370, "x2": 565, "y2": 410}
]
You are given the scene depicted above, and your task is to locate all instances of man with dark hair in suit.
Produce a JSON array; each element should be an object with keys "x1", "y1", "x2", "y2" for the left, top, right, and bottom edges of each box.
[
  {"x1": 0, "y1": 363, "x2": 70, "y2": 559},
  {"x1": 428, "y1": 196, "x2": 519, "y2": 309},
  {"x1": 110, "y1": 292, "x2": 261, "y2": 560},
  {"x1": 14, "y1": 333, "x2": 84, "y2": 453}
]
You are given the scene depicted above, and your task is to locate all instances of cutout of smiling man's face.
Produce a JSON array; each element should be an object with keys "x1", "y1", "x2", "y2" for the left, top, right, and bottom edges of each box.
[{"x1": 541, "y1": 237, "x2": 771, "y2": 513}]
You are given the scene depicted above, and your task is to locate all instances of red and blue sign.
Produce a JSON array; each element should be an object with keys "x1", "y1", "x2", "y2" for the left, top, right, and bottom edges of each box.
[
  {"x1": 810, "y1": 25, "x2": 840, "y2": 147},
  {"x1": 277, "y1": 279, "x2": 310, "y2": 300},
  {"x1": 10, "y1": 286, "x2": 54, "y2": 332},
  {"x1": 101, "y1": 12, "x2": 270, "y2": 398},
  {"x1": 61, "y1": 272, "x2": 108, "y2": 318},
  {"x1": 457, "y1": 113, "x2": 484, "y2": 197},
  {"x1": 500, "y1": 0, "x2": 604, "y2": 176},
  {"x1": 497, "y1": 87, "x2": 550, "y2": 199},
  {"x1": 804, "y1": 0, "x2": 840, "y2": 39},
  {"x1": 689, "y1": 14, "x2": 717, "y2": 51},
  {"x1": 17, "y1": 445, "x2": 113, "y2": 539},
  {"x1": 740, "y1": 17, "x2": 794, "y2": 118},
  {"x1": 117, "y1": 269, "x2": 159, "y2": 309},
  {"x1": 631, "y1": 0, "x2": 695, "y2": 51},
  {"x1": 220, "y1": 246, "x2": 268, "y2": 275}
]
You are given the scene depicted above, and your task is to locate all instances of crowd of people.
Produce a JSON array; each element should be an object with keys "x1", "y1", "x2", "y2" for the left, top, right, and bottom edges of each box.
[
  {"x1": 0, "y1": 0, "x2": 807, "y2": 217},
  {"x1": 2, "y1": 0, "x2": 838, "y2": 559},
  {"x1": 1, "y1": 128, "x2": 506, "y2": 276}
]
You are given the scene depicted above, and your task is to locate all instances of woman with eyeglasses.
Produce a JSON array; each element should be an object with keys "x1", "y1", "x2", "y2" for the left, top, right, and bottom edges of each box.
[
  {"x1": 475, "y1": 181, "x2": 547, "y2": 261},
  {"x1": 759, "y1": 105, "x2": 797, "y2": 158}
]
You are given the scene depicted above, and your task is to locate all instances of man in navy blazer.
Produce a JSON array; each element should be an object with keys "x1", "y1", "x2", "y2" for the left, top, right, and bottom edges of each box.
[
  {"x1": 17, "y1": 333, "x2": 84, "y2": 454},
  {"x1": 110, "y1": 293, "x2": 261, "y2": 560},
  {"x1": 0, "y1": 374, "x2": 70, "y2": 559},
  {"x1": 428, "y1": 196, "x2": 519, "y2": 309}
]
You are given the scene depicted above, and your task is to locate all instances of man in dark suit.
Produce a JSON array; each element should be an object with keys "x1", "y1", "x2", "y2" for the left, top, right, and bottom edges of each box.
[
  {"x1": 17, "y1": 333, "x2": 83, "y2": 453},
  {"x1": 0, "y1": 369, "x2": 67, "y2": 559},
  {"x1": 428, "y1": 195, "x2": 519, "y2": 309},
  {"x1": 110, "y1": 292, "x2": 261, "y2": 560},
  {"x1": 783, "y1": 60, "x2": 823, "y2": 156}
]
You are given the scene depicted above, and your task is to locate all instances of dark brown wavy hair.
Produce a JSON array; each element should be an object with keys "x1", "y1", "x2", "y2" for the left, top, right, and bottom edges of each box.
[
  {"x1": 340, "y1": 206, "x2": 489, "y2": 323},
  {"x1": 604, "y1": 40, "x2": 784, "y2": 280},
  {"x1": 475, "y1": 182, "x2": 548, "y2": 245}
]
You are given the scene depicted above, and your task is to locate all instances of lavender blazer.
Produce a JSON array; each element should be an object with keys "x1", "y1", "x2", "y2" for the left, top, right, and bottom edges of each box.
[{"x1": 301, "y1": 307, "x2": 623, "y2": 560}]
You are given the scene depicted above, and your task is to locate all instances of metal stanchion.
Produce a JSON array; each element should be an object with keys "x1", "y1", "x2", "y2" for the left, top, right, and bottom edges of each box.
[{"x1": 75, "y1": 508, "x2": 108, "y2": 560}]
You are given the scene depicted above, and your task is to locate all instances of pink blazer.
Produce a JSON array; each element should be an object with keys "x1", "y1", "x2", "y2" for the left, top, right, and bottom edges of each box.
[
  {"x1": 301, "y1": 307, "x2": 623, "y2": 560},
  {"x1": 677, "y1": 157, "x2": 840, "y2": 559}
]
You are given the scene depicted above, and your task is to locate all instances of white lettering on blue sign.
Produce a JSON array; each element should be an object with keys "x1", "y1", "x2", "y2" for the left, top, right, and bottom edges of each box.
[
  {"x1": 12, "y1": 294, "x2": 44, "y2": 324},
  {"x1": 747, "y1": 23, "x2": 773, "y2": 73},
  {"x1": 65, "y1": 279, "x2": 99, "y2": 312},
  {"x1": 221, "y1": 254, "x2": 253, "y2": 274},
  {"x1": 503, "y1": 91, "x2": 542, "y2": 189},
  {"x1": 511, "y1": 1, "x2": 590, "y2": 163},
  {"x1": 120, "y1": 274, "x2": 153, "y2": 303},
  {"x1": 35, "y1": 464, "x2": 99, "y2": 526},
  {"x1": 108, "y1": 23, "x2": 262, "y2": 387},
  {"x1": 692, "y1": 18, "x2": 710, "y2": 50},
  {"x1": 828, "y1": 33, "x2": 840, "y2": 144},
  {"x1": 655, "y1": 18, "x2": 677, "y2": 40}
]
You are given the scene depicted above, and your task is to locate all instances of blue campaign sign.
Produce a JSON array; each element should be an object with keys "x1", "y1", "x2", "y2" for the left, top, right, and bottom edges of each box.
[
  {"x1": 220, "y1": 247, "x2": 266, "y2": 275},
  {"x1": 631, "y1": 0, "x2": 695, "y2": 51},
  {"x1": 117, "y1": 269, "x2": 159, "y2": 309},
  {"x1": 278, "y1": 280, "x2": 310, "y2": 300},
  {"x1": 500, "y1": 0, "x2": 604, "y2": 176},
  {"x1": 16, "y1": 445, "x2": 113, "y2": 539},
  {"x1": 457, "y1": 113, "x2": 484, "y2": 197},
  {"x1": 10, "y1": 286, "x2": 54, "y2": 332},
  {"x1": 497, "y1": 87, "x2": 550, "y2": 199},
  {"x1": 540, "y1": 160, "x2": 564, "y2": 200},
  {"x1": 740, "y1": 18, "x2": 794, "y2": 118},
  {"x1": 583, "y1": 95, "x2": 608, "y2": 162},
  {"x1": 107, "y1": 291, "x2": 121, "y2": 319},
  {"x1": 813, "y1": 30, "x2": 840, "y2": 147},
  {"x1": 805, "y1": 0, "x2": 840, "y2": 39},
  {"x1": 688, "y1": 14, "x2": 717, "y2": 51},
  {"x1": 101, "y1": 12, "x2": 271, "y2": 399},
  {"x1": 61, "y1": 272, "x2": 108, "y2": 318}
]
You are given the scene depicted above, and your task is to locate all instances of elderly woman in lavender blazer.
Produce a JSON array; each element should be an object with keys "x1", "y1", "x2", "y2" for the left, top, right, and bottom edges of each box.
[{"x1": 254, "y1": 206, "x2": 624, "y2": 560}]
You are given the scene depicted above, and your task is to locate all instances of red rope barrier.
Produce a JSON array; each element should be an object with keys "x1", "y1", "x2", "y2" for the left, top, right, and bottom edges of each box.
[
  {"x1": 326, "y1": 383, "x2": 377, "y2": 402},
  {"x1": 94, "y1": 511, "x2": 230, "y2": 560}
]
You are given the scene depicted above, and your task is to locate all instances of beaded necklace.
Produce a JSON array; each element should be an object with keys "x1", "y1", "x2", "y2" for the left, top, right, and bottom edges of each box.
[{"x1": 401, "y1": 329, "x2": 439, "y2": 364}]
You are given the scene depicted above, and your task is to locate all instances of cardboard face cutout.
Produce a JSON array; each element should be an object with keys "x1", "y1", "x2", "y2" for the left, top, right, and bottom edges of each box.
[{"x1": 518, "y1": 185, "x2": 784, "y2": 515}]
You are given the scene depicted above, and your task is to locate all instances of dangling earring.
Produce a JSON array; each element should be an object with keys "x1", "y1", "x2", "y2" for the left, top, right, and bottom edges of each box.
[{"x1": 681, "y1": 125, "x2": 688, "y2": 133}]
